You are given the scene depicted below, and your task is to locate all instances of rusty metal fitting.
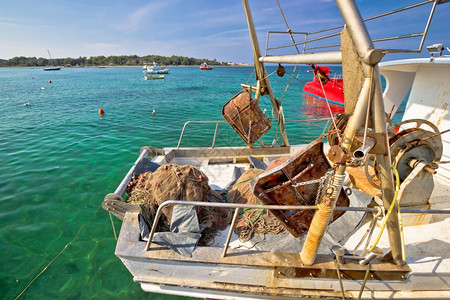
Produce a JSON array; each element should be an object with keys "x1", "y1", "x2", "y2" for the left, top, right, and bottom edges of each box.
[{"x1": 328, "y1": 145, "x2": 349, "y2": 165}]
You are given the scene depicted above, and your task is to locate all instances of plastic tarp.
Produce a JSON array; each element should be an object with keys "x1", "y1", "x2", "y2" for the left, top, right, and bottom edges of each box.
[{"x1": 139, "y1": 204, "x2": 202, "y2": 257}]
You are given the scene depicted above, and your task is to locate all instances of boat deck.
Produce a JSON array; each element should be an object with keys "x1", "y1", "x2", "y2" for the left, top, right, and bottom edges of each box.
[{"x1": 112, "y1": 145, "x2": 450, "y2": 299}]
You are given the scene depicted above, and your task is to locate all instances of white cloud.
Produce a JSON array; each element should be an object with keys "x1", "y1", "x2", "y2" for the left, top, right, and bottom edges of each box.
[{"x1": 120, "y1": 0, "x2": 178, "y2": 33}]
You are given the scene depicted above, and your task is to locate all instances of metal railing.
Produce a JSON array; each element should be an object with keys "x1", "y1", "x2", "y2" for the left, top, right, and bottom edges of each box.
[
  {"x1": 265, "y1": 0, "x2": 442, "y2": 56},
  {"x1": 177, "y1": 120, "x2": 227, "y2": 149},
  {"x1": 144, "y1": 199, "x2": 450, "y2": 258},
  {"x1": 177, "y1": 118, "x2": 331, "y2": 149}
]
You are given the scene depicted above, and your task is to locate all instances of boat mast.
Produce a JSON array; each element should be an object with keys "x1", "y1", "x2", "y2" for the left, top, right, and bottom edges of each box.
[
  {"x1": 47, "y1": 49, "x2": 54, "y2": 66},
  {"x1": 242, "y1": 0, "x2": 290, "y2": 147},
  {"x1": 300, "y1": 0, "x2": 404, "y2": 266},
  {"x1": 253, "y1": 0, "x2": 403, "y2": 265},
  {"x1": 338, "y1": 0, "x2": 403, "y2": 265}
]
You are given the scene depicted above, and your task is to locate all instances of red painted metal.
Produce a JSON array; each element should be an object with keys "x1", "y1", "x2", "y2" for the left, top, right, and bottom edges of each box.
[{"x1": 302, "y1": 66, "x2": 344, "y2": 106}]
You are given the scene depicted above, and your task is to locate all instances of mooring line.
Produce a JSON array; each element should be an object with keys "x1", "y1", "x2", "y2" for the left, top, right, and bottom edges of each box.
[{"x1": 15, "y1": 205, "x2": 102, "y2": 300}]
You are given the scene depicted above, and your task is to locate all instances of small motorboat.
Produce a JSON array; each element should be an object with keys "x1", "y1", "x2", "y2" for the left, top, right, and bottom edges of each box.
[
  {"x1": 199, "y1": 62, "x2": 213, "y2": 70},
  {"x1": 143, "y1": 62, "x2": 169, "y2": 74},
  {"x1": 302, "y1": 66, "x2": 344, "y2": 106}
]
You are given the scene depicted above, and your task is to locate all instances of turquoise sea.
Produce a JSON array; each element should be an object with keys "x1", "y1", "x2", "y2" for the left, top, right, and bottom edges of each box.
[{"x1": 0, "y1": 66, "x2": 395, "y2": 299}]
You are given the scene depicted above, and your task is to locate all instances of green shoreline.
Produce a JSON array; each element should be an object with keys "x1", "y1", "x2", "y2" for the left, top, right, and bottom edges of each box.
[
  {"x1": 0, "y1": 54, "x2": 252, "y2": 68},
  {"x1": 0, "y1": 64, "x2": 253, "y2": 68}
]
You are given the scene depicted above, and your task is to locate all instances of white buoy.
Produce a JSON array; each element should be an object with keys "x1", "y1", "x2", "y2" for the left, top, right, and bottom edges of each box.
[
  {"x1": 41, "y1": 87, "x2": 45, "y2": 90},
  {"x1": 152, "y1": 109, "x2": 156, "y2": 116}
]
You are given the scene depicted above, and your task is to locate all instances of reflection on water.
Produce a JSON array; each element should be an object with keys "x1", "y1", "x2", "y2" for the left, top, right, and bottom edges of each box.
[{"x1": 301, "y1": 94, "x2": 345, "y2": 118}]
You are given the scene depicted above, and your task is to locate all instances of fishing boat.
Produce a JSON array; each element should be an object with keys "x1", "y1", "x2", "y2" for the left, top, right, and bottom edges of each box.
[
  {"x1": 143, "y1": 62, "x2": 170, "y2": 74},
  {"x1": 144, "y1": 74, "x2": 165, "y2": 80},
  {"x1": 44, "y1": 50, "x2": 61, "y2": 71},
  {"x1": 103, "y1": 1, "x2": 449, "y2": 299},
  {"x1": 303, "y1": 66, "x2": 344, "y2": 105},
  {"x1": 199, "y1": 62, "x2": 213, "y2": 70}
]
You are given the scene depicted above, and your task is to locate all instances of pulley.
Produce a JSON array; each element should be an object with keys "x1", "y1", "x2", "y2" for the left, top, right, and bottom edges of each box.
[
  {"x1": 326, "y1": 117, "x2": 443, "y2": 200},
  {"x1": 387, "y1": 119, "x2": 442, "y2": 181}
]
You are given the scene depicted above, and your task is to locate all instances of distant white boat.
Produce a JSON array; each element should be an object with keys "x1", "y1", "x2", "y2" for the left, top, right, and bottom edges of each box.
[
  {"x1": 44, "y1": 50, "x2": 61, "y2": 71},
  {"x1": 144, "y1": 74, "x2": 165, "y2": 80},
  {"x1": 143, "y1": 62, "x2": 169, "y2": 74}
]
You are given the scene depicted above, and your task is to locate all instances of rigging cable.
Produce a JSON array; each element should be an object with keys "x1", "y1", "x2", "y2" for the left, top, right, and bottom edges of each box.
[
  {"x1": 275, "y1": 0, "x2": 344, "y2": 143},
  {"x1": 274, "y1": 0, "x2": 301, "y2": 103},
  {"x1": 109, "y1": 211, "x2": 118, "y2": 240},
  {"x1": 317, "y1": 70, "x2": 342, "y2": 143}
]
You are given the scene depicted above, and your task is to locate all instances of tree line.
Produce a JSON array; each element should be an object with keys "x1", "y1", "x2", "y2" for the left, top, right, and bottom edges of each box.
[{"x1": 0, "y1": 54, "x2": 228, "y2": 67}]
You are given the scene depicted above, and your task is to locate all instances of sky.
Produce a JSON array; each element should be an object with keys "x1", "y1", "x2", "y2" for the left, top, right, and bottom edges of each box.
[{"x1": 0, "y1": 0, "x2": 448, "y2": 64}]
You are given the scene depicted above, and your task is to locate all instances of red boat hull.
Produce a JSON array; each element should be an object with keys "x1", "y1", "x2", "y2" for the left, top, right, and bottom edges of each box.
[
  {"x1": 199, "y1": 67, "x2": 213, "y2": 70},
  {"x1": 302, "y1": 66, "x2": 344, "y2": 106}
]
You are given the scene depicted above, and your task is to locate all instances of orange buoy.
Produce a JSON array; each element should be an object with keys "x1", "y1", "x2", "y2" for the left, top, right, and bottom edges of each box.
[
  {"x1": 99, "y1": 108, "x2": 105, "y2": 116},
  {"x1": 48, "y1": 80, "x2": 52, "y2": 83}
]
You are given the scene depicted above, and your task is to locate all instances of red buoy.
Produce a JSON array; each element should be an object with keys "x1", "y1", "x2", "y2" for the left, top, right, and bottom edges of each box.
[
  {"x1": 99, "y1": 108, "x2": 105, "y2": 116},
  {"x1": 48, "y1": 80, "x2": 52, "y2": 83}
]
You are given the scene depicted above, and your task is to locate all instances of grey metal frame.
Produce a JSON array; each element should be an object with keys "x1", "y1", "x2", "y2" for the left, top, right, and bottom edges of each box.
[
  {"x1": 264, "y1": 0, "x2": 440, "y2": 56},
  {"x1": 143, "y1": 200, "x2": 450, "y2": 258},
  {"x1": 176, "y1": 118, "x2": 331, "y2": 149}
]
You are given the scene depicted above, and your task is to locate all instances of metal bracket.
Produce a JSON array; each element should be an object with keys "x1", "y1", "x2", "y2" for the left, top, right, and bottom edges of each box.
[{"x1": 354, "y1": 132, "x2": 388, "y2": 155}]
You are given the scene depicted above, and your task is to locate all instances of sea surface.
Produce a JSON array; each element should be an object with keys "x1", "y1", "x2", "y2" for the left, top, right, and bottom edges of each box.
[{"x1": 0, "y1": 65, "x2": 399, "y2": 299}]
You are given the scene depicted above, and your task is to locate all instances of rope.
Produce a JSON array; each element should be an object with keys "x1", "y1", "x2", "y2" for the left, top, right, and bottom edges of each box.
[
  {"x1": 238, "y1": 209, "x2": 286, "y2": 242},
  {"x1": 251, "y1": 69, "x2": 278, "y2": 87},
  {"x1": 334, "y1": 258, "x2": 346, "y2": 300},
  {"x1": 252, "y1": 208, "x2": 265, "y2": 223},
  {"x1": 246, "y1": 69, "x2": 255, "y2": 85},
  {"x1": 317, "y1": 69, "x2": 342, "y2": 143},
  {"x1": 280, "y1": 65, "x2": 298, "y2": 102},
  {"x1": 230, "y1": 186, "x2": 251, "y2": 203},
  {"x1": 229, "y1": 169, "x2": 286, "y2": 242},
  {"x1": 239, "y1": 202, "x2": 262, "y2": 214},
  {"x1": 275, "y1": 0, "x2": 302, "y2": 55},
  {"x1": 368, "y1": 165, "x2": 400, "y2": 252},
  {"x1": 228, "y1": 170, "x2": 265, "y2": 204},
  {"x1": 357, "y1": 263, "x2": 371, "y2": 300},
  {"x1": 15, "y1": 205, "x2": 102, "y2": 300},
  {"x1": 109, "y1": 211, "x2": 118, "y2": 240}
]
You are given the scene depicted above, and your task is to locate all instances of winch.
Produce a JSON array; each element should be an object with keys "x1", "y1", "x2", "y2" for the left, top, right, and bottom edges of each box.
[{"x1": 328, "y1": 115, "x2": 443, "y2": 214}]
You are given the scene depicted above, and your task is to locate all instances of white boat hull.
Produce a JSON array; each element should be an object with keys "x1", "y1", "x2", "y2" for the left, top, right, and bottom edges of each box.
[{"x1": 117, "y1": 207, "x2": 450, "y2": 299}]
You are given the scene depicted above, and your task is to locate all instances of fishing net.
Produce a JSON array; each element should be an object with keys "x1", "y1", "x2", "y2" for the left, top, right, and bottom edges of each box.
[
  {"x1": 227, "y1": 169, "x2": 287, "y2": 242},
  {"x1": 126, "y1": 164, "x2": 232, "y2": 240}
]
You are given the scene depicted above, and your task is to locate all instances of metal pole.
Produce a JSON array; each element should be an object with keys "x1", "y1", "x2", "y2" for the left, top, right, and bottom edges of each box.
[
  {"x1": 370, "y1": 68, "x2": 404, "y2": 265},
  {"x1": 212, "y1": 121, "x2": 219, "y2": 148},
  {"x1": 242, "y1": 0, "x2": 289, "y2": 146},
  {"x1": 300, "y1": 0, "x2": 404, "y2": 266},
  {"x1": 222, "y1": 208, "x2": 241, "y2": 257},
  {"x1": 337, "y1": 0, "x2": 404, "y2": 266},
  {"x1": 300, "y1": 78, "x2": 371, "y2": 265},
  {"x1": 260, "y1": 51, "x2": 342, "y2": 65}
]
